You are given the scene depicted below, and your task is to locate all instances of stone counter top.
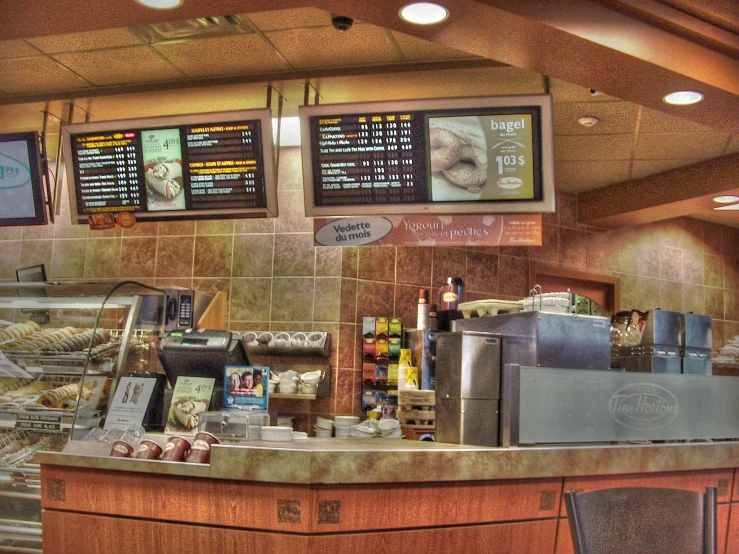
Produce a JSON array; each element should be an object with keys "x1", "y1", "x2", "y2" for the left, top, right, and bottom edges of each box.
[{"x1": 36, "y1": 438, "x2": 739, "y2": 485}]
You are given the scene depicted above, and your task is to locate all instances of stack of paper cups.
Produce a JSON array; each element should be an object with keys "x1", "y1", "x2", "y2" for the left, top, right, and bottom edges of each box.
[{"x1": 398, "y1": 349, "x2": 412, "y2": 392}]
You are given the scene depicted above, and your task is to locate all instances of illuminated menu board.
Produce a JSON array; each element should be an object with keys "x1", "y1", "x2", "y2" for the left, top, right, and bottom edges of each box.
[
  {"x1": 64, "y1": 110, "x2": 278, "y2": 223},
  {"x1": 301, "y1": 95, "x2": 555, "y2": 217}
]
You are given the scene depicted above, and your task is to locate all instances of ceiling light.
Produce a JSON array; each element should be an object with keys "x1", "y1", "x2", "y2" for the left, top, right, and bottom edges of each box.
[
  {"x1": 578, "y1": 116, "x2": 600, "y2": 127},
  {"x1": 713, "y1": 195, "x2": 739, "y2": 204},
  {"x1": 663, "y1": 91, "x2": 703, "y2": 105},
  {"x1": 399, "y1": 2, "x2": 449, "y2": 25},
  {"x1": 135, "y1": 0, "x2": 183, "y2": 9},
  {"x1": 715, "y1": 203, "x2": 739, "y2": 211}
]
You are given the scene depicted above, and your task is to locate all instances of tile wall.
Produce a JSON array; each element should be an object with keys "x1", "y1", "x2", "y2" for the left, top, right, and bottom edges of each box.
[{"x1": 0, "y1": 147, "x2": 737, "y2": 430}]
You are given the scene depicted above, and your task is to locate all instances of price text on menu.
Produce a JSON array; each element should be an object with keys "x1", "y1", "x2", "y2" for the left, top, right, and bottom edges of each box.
[
  {"x1": 70, "y1": 120, "x2": 267, "y2": 214},
  {"x1": 309, "y1": 112, "x2": 428, "y2": 206}
]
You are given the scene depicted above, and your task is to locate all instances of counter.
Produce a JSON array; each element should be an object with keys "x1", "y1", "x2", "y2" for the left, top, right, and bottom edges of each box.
[{"x1": 37, "y1": 439, "x2": 739, "y2": 554}]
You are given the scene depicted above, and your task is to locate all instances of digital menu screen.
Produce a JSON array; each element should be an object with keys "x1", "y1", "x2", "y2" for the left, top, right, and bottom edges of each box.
[
  {"x1": 64, "y1": 109, "x2": 278, "y2": 223},
  {"x1": 301, "y1": 95, "x2": 554, "y2": 217},
  {"x1": 0, "y1": 132, "x2": 47, "y2": 226}
]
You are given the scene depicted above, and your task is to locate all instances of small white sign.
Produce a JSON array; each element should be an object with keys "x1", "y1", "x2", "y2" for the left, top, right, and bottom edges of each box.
[
  {"x1": 103, "y1": 376, "x2": 156, "y2": 431},
  {"x1": 0, "y1": 350, "x2": 33, "y2": 379}
]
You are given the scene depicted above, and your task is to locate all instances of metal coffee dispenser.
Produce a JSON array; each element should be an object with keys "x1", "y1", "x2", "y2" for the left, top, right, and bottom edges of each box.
[
  {"x1": 610, "y1": 309, "x2": 683, "y2": 373},
  {"x1": 435, "y1": 311, "x2": 612, "y2": 446}
]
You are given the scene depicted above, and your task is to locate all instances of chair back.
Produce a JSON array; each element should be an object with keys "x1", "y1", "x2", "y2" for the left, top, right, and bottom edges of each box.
[{"x1": 564, "y1": 486, "x2": 717, "y2": 554}]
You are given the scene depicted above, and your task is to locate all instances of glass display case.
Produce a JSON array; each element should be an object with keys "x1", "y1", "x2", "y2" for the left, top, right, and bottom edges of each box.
[{"x1": 0, "y1": 281, "x2": 165, "y2": 553}]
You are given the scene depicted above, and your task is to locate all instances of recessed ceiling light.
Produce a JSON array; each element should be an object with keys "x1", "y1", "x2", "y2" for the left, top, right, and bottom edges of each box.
[
  {"x1": 399, "y1": 2, "x2": 449, "y2": 25},
  {"x1": 577, "y1": 116, "x2": 600, "y2": 127},
  {"x1": 715, "y1": 203, "x2": 739, "y2": 211},
  {"x1": 713, "y1": 195, "x2": 739, "y2": 204},
  {"x1": 135, "y1": 0, "x2": 183, "y2": 9},
  {"x1": 663, "y1": 90, "x2": 703, "y2": 105}
]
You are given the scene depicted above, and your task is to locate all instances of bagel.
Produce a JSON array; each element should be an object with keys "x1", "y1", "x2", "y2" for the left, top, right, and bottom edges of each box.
[
  {"x1": 429, "y1": 128, "x2": 462, "y2": 171},
  {"x1": 442, "y1": 143, "x2": 489, "y2": 192}
]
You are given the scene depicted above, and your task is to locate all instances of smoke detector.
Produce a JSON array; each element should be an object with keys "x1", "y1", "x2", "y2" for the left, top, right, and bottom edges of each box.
[{"x1": 578, "y1": 116, "x2": 600, "y2": 128}]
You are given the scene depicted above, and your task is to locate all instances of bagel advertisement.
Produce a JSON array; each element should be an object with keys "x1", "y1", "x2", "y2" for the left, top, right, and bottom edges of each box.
[
  {"x1": 300, "y1": 94, "x2": 554, "y2": 217},
  {"x1": 429, "y1": 114, "x2": 535, "y2": 201},
  {"x1": 313, "y1": 214, "x2": 541, "y2": 247}
]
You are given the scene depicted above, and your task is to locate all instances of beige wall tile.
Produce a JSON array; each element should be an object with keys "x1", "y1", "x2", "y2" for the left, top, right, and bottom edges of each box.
[
  {"x1": 19, "y1": 240, "x2": 53, "y2": 271},
  {"x1": 84, "y1": 238, "x2": 121, "y2": 279},
  {"x1": 158, "y1": 221, "x2": 195, "y2": 236},
  {"x1": 232, "y1": 234, "x2": 274, "y2": 277},
  {"x1": 636, "y1": 276, "x2": 661, "y2": 311},
  {"x1": 704, "y1": 254, "x2": 724, "y2": 288},
  {"x1": 705, "y1": 287, "x2": 724, "y2": 319},
  {"x1": 193, "y1": 235, "x2": 233, "y2": 277},
  {"x1": 682, "y1": 248, "x2": 703, "y2": 284},
  {"x1": 682, "y1": 284, "x2": 705, "y2": 315},
  {"x1": 196, "y1": 220, "x2": 235, "y2": 235},
  {"x1": 156, "y1": 236, "x2": 194, "y2": 278},
  {"x1": 314, "y1": 278, "x2": 341, "y2": 322},
  {"x1": 0, "y1": 240, "x2": 21, "y2": 279},
  {"x1": 235, "y1": 218, "x2": 275, "y2": 234},
  {"x1": 120, "y1": 237, "x2": 157, "y2": 278},
  {"x1": 273, "y1": 233, "x2": 315, "y2": 276},
  {"x1": 275, "y1": 190, "x2": 311, "y2": 233},
  {"x1": 230, "y1": 278, "x2": 272, "y2": 321},
  {"x1": 659, "y1": 245, "x2": 682, "y2": 281},
  {"x1": 315, "y1": 246, "x2": 341, "y2": 277},
  {"x1": 276, "y1": 147, "x2": 303, "y2": 191},
  {"x1": 659, "y1": 280, "x2": 682, "y2": 312},
  {"x1": 272, "y1": 277, "x2": 314, "y2": 321},
  {"x1": 50, "y1": 239, "x2": 86, "y2": 279}
]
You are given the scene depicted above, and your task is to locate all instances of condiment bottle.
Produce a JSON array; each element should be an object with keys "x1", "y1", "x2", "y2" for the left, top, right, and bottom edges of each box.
[
  {"x1": 438, "y1": 277, "x2": 464, "y2": 331},
  {"x1": 417, "y1": 289, "x2": 430, "y2": 329}
]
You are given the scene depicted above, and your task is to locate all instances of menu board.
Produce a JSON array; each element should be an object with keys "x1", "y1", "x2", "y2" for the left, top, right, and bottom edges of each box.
[
  {"x1": 300, "y1": 95, "x2": 554, "y2": 217},
  {"x1": 0, "y1": 132, "x2": 47, "y2": 226},
  {"x1": 63, "y1": 109, "x2": 278, "y2": 223}
]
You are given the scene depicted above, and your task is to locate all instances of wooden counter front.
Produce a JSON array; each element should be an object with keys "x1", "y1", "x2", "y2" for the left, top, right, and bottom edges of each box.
[{"x1": 38, "y1": 440, "x2": 739, "y2": 554}]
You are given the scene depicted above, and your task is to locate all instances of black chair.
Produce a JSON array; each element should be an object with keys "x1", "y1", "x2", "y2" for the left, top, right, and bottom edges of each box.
[{"x1": 564, "y1": 486, "x2": 717, "y2": 554}]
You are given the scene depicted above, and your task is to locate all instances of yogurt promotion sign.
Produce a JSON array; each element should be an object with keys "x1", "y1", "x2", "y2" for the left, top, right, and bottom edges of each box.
[{"x1": 314, "y1": 214, "x2": 542, "y2": 247}]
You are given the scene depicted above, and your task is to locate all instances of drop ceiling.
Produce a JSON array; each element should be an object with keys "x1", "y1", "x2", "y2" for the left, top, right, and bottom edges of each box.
[{"x1": 0, "y1": 0, "x2": 737, "y2": 228}]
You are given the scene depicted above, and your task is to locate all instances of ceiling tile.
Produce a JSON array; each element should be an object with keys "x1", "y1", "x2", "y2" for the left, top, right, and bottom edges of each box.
[
  {"x1": 265, "y1": 24, "x2": 402, "y2": 69},
  {"x1": 154, "y1": 35, "x2": 292, "y2": 77},
  {"x1": 0, "y1": 56, "x2": 91, "y2": 95},
  {"x1": 0, "y1": 40, "x2": 42, "y2": 60},
  {"x1": 634, "y1": 132, "x2": 730, "y2": 159},
  {"x1": 246, "y1": 8, "x2": 332, "y2": 31},
  {"x1": 632, "y1": 159, "x2": 706, "y2": 180},
  {"x1": 554, "y1": 101, "x2": 639, "y2": 135},
  {"x1": 390, "y1": 31, "x2": 479, "y2": 62},
  {"x1": 52, "y1": 46, "x2": 184, "y2": 86},
  {"x1": 554, "y1": 134, "x2": 634, "y2": 161},
  {"x1": 555, "y1": 160, "x2": 631, "y2": 193},
  {"x1": 548, "y1": 78, "x2": 622, "y2": 103},
  {"x1": 639, "y1": 105, "x2": 725, "y2": 133},
  {"x1": 26, "y1": 28, "x2": 144, "y2": 54}
]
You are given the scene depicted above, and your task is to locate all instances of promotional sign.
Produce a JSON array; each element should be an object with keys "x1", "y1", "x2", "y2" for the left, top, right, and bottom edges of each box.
[
  {"x1": 165, "y1": 376, "x2": 214, "y2": 435},
  {"x1": 223, "y1": 366, "x2": 269, "y2": 411},
  {"x1": 314, "y1": 214, "x2": 542, "y2": 247},
  {"x1": 103, "y1": 376, "x2": 156, "y2": 431}
]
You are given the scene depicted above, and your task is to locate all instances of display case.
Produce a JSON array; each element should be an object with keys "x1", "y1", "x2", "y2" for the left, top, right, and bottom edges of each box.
[{"x1": 0, "y1": 281, "x2": 165, "y2": 553}]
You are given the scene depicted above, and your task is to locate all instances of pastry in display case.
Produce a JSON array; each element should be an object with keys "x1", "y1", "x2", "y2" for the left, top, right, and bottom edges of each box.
[{"x1": 0, "y1": 280, "x2": 165, "y2": 553}]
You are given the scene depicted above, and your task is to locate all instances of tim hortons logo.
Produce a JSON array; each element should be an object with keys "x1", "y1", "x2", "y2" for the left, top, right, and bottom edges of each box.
[{"x1": 608, "y1": 383, "x2": 679, "y2": 430}]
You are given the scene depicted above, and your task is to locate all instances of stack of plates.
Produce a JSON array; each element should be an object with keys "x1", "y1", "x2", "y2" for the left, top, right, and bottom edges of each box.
[{"x1": 334, "y1": 415, "x2": 360, "y2": 438}]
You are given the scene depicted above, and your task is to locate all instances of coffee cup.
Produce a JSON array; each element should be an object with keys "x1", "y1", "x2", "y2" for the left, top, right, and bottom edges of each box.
[
  {"x1": 110, "y1": 439, "x2": 135, "y2": 458},
  {"x1": 135, "y1": 438, "x2": 164, "y2": 460},
  {"x1": 185, "y1": 431, "x2": 220, "y2": 464},
  {"x1": 161, "y1": 435, "x2": 192, "y2": 462}
]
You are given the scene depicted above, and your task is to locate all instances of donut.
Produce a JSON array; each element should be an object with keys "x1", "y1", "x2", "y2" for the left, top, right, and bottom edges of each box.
[
  {"x1": 429, "y1": 128, "x2": 462, "y2": 171},
  {"x1": 442, "y1": 144, "x2": 489, "y2": 192}
]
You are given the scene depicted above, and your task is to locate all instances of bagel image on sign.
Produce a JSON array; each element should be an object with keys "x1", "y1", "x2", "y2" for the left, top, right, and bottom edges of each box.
[
  {"x1": 429, "y1": 116, "x2": 488, "y2": 201},
  {"x1": 142, "y1": 127, "x2": 186, "y2": 212}
]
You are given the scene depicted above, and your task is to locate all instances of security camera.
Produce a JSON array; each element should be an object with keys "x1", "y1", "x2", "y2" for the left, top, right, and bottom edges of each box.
[
  {"x1": 589, "y1": 89, "x2": 603, "y2": 96},
  {"x1": 331, "y1": 14, "x2": 353, "y2": 31}
]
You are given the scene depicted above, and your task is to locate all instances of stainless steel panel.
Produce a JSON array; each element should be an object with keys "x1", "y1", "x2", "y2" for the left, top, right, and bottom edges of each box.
[
  {"x1": 435, "y1": 397, "x2": 500, "y2": 447},
  {"x1": 682, "y1": 313, "x2": 712, "y2": 350},
  {"x1": 683, "y1": 357, "x2": 712, "y2": 375},
  {"x1": 640, "y1": 309, "x2": 681, "y2": 346},
  {"x1": 503, "y1": 365, "x2": 739, "y2": 444},
  {"x1": 404, "y1": 329, "x2": 437, "y2": 391},
  {"x1": 611, "y1": 354, "x2": 682, "y2": 373},
  {"x1": 452, "y1": 311, "x2": 611, "y2": 370},
  {"x1": 436, "y1": 332, "x2": 502, "y2": 399}
]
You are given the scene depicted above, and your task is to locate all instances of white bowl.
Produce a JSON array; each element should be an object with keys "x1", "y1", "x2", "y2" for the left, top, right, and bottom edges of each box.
[
  {"x1": 301, "y1": 370, "x2": 322, "y2": 385},
  {"x1": 300, "y1": 383, "x2": 318, "y2": 394},
  {"x1": 279, "y1": 384, "x2": 298, "y2": 394},
  {"x1": 259, "y1": 426, "x2": 293, "y2": 442},
  {"x1": 314, "y1": 428, "x2": 333, "y2": 438},
  {"x1": 378, "y1": 419, "x2": 400, "y2": 435},
  {"x1": 334, "y1": 415, "x2": 360, "y2": 427},
  {"x1": 315, "y1": 417, "x2": 334, "y2": 430}
]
